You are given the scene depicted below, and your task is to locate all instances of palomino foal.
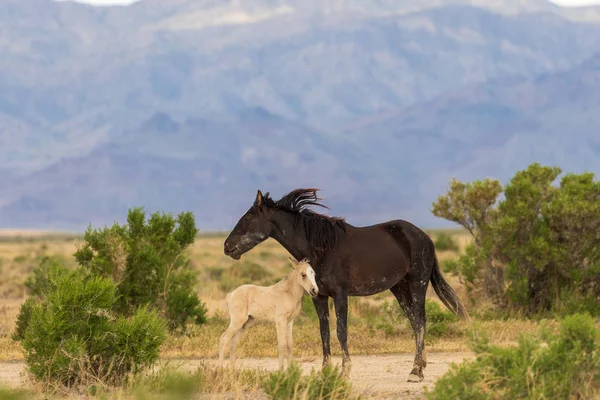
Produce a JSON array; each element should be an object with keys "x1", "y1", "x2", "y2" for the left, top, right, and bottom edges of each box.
[{"x1": 218, "y1": 257, "x2": 319, "y2": 370}]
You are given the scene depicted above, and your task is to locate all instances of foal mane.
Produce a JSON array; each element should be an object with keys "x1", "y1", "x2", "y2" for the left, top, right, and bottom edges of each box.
[{"x1": 263, "y1": 188, "x2": 347, "y2": 261}]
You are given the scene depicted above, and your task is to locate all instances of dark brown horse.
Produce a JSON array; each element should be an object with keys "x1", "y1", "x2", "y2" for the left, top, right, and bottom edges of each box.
[{"x1": 223, "y1": 188, "x2": 468, "y2": 382}]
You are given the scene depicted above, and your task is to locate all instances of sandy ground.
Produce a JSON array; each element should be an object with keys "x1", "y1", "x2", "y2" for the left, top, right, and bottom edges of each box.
[{"x1": 0, "y1": 353, "x2": 473, "y2": 399}]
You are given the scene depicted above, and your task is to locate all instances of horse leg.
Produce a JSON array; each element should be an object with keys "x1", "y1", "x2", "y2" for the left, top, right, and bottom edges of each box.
[
  {"x1": 286, "y1": 320, "x2": 294, "y2": 368},
  {"x1": 313, "y1": 295, "x2": 332, "y2": 370},
  {"x1": 275, "y1": 318, "x2": 288, "y2": 370},
  {"x1": 218, "y1": 317, "x2": 247, "y2": 368},
  {"x1": 333, "y1": 291, "x2": 351, "y2": 378},
  {"x1": 390, "y1": 278, "x2": 428, "y2": 382},
  {"x1": 229, "y1": 317, "x2": 254, "y2": 368}
]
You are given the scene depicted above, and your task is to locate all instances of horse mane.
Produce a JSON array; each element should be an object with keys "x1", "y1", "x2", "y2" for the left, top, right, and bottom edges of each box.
[{"x1": 263, "y1": 188, "x2": 348, "y2": 261}]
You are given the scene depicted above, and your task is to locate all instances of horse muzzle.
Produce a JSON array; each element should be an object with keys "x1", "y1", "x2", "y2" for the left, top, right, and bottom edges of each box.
[{"x1": 223, "y1": 243, "x2": 241, "y2": 260}]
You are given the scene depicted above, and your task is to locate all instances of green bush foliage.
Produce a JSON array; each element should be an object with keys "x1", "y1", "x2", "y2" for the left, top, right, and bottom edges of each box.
[
  {"x1": 434, "y1": 232, "x2": 459, "y2": 252},
  {"x1": 263, "y1": 362, "x2": 354, "y2": 400},
  {"x1": 132, "y1": 368, "x2": 202, "y2": 400},
  {"x1": 432, "y1": 163, "x2": 600, "y2": 315},
  {"x1": 301, "y1": 293, "x2": 319, "y2": 321},
  {"x1": 24, "y1": 255, "x2": 84, "y2": 298},
  {"x1": 11, "y1": 297, "x2": 35, "y2": 342},
  {"x1": 426, "y1": 313, "x2": 600, "y2": 400},
  {"x1": 425, "y1": 300, "x2": 459, "y2": 339},
  {"x1": 74, "y1": 207, "x2": 207, "y2": 331},
  {"x1": 16, "y1": 266, "x2": 166, "y2": 387}
]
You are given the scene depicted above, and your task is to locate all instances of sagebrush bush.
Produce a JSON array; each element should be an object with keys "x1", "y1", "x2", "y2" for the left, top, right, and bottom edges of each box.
[
  {"x1": 424, "y1": 300, "x2": 460, "y2": 339},
  {"x1": 74, "y1": 207, "x2": 207, "y2": 331},
  {"x1": 16, "y1": 266, "x2": 166, "y2": 387},
  {"x1": 263, "y1": 362, "x2": 354, "y2": 400},
  {"x1": 24, "y1": 255, "x2": 84, "y2": 298},
  {"x1": 425, "y1": 313, "x2": 600, "y2": 400},
  {"x1": 11, "y1": 297, "x2": 35, "y2": 342},
  {"x1": 441, "y1": 258, "x2": 460, "y2": 276},
  {"x1": 432, "y1": 163, "x2": 600, "y2": 315},
  {"x1": 434, "y1": 233, "x2": 459, "y2": 252},
  {"x1": 359, "y1": 299, "x2": 403, "y2": 337},
  {"x1": 132, "y1": 368, "x2": 203, "y2": 400}
]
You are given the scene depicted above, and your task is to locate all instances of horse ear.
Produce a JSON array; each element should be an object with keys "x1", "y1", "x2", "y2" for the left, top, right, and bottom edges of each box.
[
  {"x1": 288, "y1": 257, "x2": 298, "y2": 269},
  {"x1": 255, "y1": 189, "x2": 264, "y2": 207}
]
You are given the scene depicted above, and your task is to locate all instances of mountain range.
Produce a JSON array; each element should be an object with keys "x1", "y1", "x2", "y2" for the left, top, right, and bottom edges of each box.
[{"x1": 2, "y1": 0, "x2": 600, "y2": 231}]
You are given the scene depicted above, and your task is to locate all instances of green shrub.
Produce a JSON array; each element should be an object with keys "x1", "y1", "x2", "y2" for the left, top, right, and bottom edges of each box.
[
  {"x1": 16, "y1": 266, "x2": 166, "y2": 387},
  {"x1": 441, "y1": 258, "x2": 460, "y2": 276},
  {"x1": 433, "y1": 163, "x2": 600, "y2": 315},
  {"x1": 74, "y1": 207, "x2": 207, "y2": 331},
  {"x1": 11, "y1": 297, "x2": 35, "y2": 342},
  {"x1": 425, "y1": 300, "x2": 459, "y2": 339},
  {"x1": 434, "y1": 233, "x2": 459, "y2": 252},
  {"x1": 301, "y1": 294, "x2": 318, "y2": 321},
  {"x1": 553, "y1": 290, "x2": 600, "y2": 317},
  {"x1": 263, "y1": 362, "x2": 305, "y2": 399},
  {"x1": 24, "y1": 255, "x2": 84, "y2": 298},
  {"x1": 307, "y1": 364, "x2": 355, "y2": 400},
  {"x1": 369, "y1": 300, "x2": 404, "y2": 337},
  {"x1": 425, "y1": 313, "x2": 600, "y2": 400},
  {"x1": 263, "y1": 363, "x2": 354, "y2": 400},
  {"x1": 132, "y1": 368, "x2": 202, "y2": 400},
  {"x1": 370, "y1": 299, "x2": 460, "y2": 340}
]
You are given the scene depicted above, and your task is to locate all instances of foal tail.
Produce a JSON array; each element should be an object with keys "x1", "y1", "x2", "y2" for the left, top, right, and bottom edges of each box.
[{"x1": 430, "y1": 256, "x2": 470, "y2": 321}]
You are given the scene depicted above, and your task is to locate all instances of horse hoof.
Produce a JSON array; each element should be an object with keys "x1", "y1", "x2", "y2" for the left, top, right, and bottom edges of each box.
[{"x1": 407, "y1": 368, "x2": 424, "y2": 383}]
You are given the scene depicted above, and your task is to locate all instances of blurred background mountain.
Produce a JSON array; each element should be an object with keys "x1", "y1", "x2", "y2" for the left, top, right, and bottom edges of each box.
[{"x1": 2, "y1": 0, "x2": 599, "y2": 230}]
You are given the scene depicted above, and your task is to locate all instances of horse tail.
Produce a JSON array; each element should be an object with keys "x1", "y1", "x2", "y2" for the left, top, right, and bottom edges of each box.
[{"x1": 430, "y1": 255, "x2": 470, "y2": 321}]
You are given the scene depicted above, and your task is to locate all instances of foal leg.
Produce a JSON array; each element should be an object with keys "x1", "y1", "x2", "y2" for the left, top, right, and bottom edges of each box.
[
  {"x1": 229, "y1": 317, "x2": 254, "y2": 368},
  {"x1": 313, "y1": 295, "x2": 332, "y2": 370},
  {"x1": 390, "y1": 277, "x2": 428, "y2": 382},
  {"x1": 286, "y1": 320, "x2": 294, "y2": 368},
  {"x1": 218, "y1": 317, "x2": 247, "y2": 367},
  {"x1": 333, "y1": 292, "x2": 351, "y2": 378},
  {"x1": 275, "y1": 318, "x2": 288, "y2": 370}
]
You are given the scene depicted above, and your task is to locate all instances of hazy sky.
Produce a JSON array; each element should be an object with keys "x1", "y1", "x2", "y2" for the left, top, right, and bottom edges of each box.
[{"x1": 72, "y1": 0, "x2": 600, "y2": 6}]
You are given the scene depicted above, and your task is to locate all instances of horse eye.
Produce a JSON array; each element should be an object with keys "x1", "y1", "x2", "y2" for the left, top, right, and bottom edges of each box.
[{"x1": 301, "y1": 273, "x2": 306, "y2": 278}]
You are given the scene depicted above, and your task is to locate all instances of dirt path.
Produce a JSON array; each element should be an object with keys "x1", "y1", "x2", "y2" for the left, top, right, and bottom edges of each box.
[{"x1": 0, "y1": 353, "x2": 473, "y2": 399}]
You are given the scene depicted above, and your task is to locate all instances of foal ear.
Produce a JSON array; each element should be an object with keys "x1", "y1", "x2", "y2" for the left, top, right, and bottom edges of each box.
[
  {"x1": 288, "y1": 257, "x2": 299, "y2": 269},
  {"x1": 255, "y1": 189, "x2": 264, "y2": 207}
]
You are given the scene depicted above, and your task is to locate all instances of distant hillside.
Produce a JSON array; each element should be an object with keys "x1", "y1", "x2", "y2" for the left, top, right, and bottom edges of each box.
[{"x1": 1, "y1": 0, "x2": 600, "y2": 230}]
